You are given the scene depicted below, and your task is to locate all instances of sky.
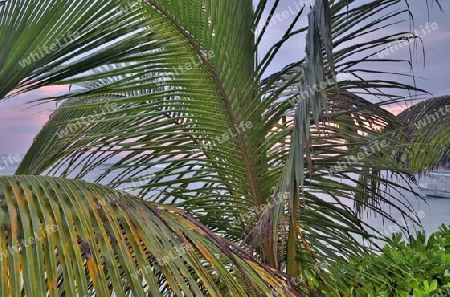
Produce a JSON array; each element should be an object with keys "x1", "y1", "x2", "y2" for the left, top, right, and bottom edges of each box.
[{"x1": 0, "y1": 1, "x2": 449, "y2": 155}]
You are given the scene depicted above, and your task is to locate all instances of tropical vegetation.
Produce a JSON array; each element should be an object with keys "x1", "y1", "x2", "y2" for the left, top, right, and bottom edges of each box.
[
  {"x1": 0, "y1": 0, "x2": 448, "y2": 295},
  {"x1": 338, "y1": 224, "x2": 450, "y2": 296}
]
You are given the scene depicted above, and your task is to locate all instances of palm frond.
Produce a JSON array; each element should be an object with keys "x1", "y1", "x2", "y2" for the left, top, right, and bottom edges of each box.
[
  {"x1": 397, "y1": 95, "x2": 450, "y2": 171},
  {"x1": 262, "y1": 0, "x2": 435, "y2": 284},
  {"x1": 0, "y1": 0, "x2": 161, "y2": 99},
  {"x1": 16, "y1": 0, "x2": 279, "y2": 266},
  {"x1": 9, "y1": 0, "x2": 445, "y2": 291},
  {"x1": 0, "y1": 175, "x2": 309, "y2": 296}
]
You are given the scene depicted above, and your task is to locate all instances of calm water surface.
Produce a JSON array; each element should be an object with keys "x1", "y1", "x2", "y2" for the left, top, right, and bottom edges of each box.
[{"x1": 1, "y1": 155, "x2": 449, "y2": 238}]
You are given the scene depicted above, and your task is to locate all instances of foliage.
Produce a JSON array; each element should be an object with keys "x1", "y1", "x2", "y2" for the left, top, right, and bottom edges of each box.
[
  {"x1": 333, "y1": 225, "x2": 450, "y2": 296},
  {"x1": 397, "y1": 95, "x2": 450, "y2": 171},
  {"x1": 0, "y1": 175, "x2": 305, "y2": 296},
  {"x1": 0, "y1": 0, "x2": 447, "y2": 295}
]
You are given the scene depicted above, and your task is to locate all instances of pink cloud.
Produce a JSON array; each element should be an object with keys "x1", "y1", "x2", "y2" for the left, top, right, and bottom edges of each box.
[
  {"x1": 384, "y1": 104, "x2": 409, "y2": 115},
  {"x1": 0, "y1": 86, "x2": 68, "y2": 154}
]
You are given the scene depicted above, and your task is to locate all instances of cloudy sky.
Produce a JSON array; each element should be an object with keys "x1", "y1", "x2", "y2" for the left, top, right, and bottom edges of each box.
[{"x1": 0, "y1": 1, "x2": 449, "y2": 154}]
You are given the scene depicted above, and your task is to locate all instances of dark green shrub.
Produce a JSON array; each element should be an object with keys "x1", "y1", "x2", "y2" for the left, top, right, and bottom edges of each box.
[{"x1": 330, "y1": 224, "x2": 450, "y2": 296}]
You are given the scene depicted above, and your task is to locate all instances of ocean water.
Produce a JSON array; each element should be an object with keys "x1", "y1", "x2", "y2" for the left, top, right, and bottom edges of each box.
[{"x1": 1, "y1": 154, "x2": 449, "y2": 237}]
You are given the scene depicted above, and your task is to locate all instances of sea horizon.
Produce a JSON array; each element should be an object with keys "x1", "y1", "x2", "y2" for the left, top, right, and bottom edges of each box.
[{"x1": 1, "y1": 154, "x2": 449, "y2": 240}]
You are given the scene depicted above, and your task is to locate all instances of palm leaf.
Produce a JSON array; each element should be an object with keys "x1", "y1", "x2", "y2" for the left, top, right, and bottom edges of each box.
[
  {"x1": 0, "y1": 175, "x2": 308, "y2": 296},
  {"x1": 0, "y1": 0, "x2": 162, "y2": 99},
  {"x1": 15, "y1": 0, "x2": 279, "y2": 266},
  {"x1": 7, "y1": 0, "x2": 444, "y2": 291},
  {"x1": 396, "y1": 95, "x2": 450, "y2": 171},
  {"x1": 262, "y1": 0, "x2": 437, "y2": 283}
]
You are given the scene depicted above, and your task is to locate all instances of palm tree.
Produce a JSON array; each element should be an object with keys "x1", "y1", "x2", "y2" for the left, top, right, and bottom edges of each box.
[
  {"x1": 0, "y1": 0, "x2": 446, "y2": 295},
  {"x1": 397, "y1": 95, "x2": 450, "y2": 171}
]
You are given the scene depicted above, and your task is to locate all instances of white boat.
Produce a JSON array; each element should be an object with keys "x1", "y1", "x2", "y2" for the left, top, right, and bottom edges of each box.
[{"x1": 418, "y1": 170, "x2": 450, "y2": 198}]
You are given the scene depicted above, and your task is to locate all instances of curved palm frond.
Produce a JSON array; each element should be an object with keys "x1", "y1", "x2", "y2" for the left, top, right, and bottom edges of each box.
[
  {"x1": 8, "y1": 0, "x2": 445, "y2": 292},
  {"x1": 396, "y1": 95, "x2": 450, "y2": 170},
  {"x1": 0, "y1": 175, "x2": 309, "y2": 296},
  {"x1": 16, "y1": 89, "x2": 425, "y2": 288},
  {"x1": 0, "y1": 0, "x2": 163, "y2": 99},
  {"x1": 263, "y1": 0, "x2": 437, "y2": 283},
  {"x1": 16, "y1": 0, "x2": 280, "y2": 267},
  {"x1": 16, "y1": 0, "x2": 441, "y2": 274},
  {"x1": 254, "y1": 91, "x2": 425, "y2": 284}
]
